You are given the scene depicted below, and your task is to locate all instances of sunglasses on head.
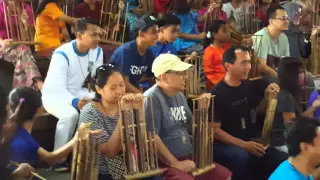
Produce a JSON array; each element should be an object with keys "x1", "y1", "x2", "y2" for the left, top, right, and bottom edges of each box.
[{"x1": 96, "y1": 64, "x2": 115, "y2": 75}]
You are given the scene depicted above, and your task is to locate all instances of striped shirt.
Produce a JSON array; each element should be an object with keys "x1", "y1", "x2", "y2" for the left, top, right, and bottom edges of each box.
[{"x1": 79, "y1": 103, "x2": 125, "y2": 179}]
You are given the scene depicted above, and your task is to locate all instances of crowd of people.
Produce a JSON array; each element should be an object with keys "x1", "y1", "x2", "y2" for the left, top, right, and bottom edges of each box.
[{"x1": 1, "y1": 0, "x2": 320, "y2": 180}]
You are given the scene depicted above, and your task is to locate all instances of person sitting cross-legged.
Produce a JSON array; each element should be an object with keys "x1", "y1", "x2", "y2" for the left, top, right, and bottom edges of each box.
[
  {"x1": 41, "y1": 18, "x2": 103, "y2": 171},
  {"x1": 144, "y1": 53, "x2": 232, "y2": 180}
]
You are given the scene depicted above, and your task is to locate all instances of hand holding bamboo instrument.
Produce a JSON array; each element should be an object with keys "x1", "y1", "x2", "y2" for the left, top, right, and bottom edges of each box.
[{"x1": 9, "y1": 161, "x2": 47, "y2": 180}]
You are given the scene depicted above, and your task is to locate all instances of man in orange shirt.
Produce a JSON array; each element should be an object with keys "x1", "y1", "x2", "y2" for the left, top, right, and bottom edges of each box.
[
  {"x1": 203, "y1": 20, "x2": 231, "y2": 90},
  {"x1": 35, "y1": 0, "x2": 78, "y2": 57}
]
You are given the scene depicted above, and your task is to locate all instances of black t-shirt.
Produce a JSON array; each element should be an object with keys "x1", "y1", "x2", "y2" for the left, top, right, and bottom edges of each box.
[
  {"x1": 0, "y1": 143, "x2": 11, "y2": 180},
  {"x1": 211, "y1": 79, "x2": 269, "y2": 141},
  {"x1": 270, "y1": 90, "x2": 301, "y2": 146}
]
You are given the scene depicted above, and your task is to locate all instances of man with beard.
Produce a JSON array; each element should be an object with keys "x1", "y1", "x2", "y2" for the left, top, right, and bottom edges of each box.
[
  {"x1": 144, "y1": 54, "x2": 232, "y2": 180},
  {"x1": 210, "y1": 45, "x2": 288, "y2": 180},
  {"x1": 42, "y1": 18, "x2": 103, "y2": 171}
]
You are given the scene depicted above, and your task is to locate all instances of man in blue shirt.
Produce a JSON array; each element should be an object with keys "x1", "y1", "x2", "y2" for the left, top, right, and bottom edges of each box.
[
  {"x1": 109, "y1": 15, "x2": 160, "y2": 93},
  {"x1": 269, "y1": 117, "x2": 320, "y2": 180},
  {"x1": 151, "y1": 13, "x2": 180, "y2": 57}
]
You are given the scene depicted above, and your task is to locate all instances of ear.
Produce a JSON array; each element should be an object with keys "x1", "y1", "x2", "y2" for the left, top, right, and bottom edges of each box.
[
  {"x1": 95, "y1": 85, "x2": 103, "y2": 96},
  {"x1": 159, "y1": 27, "x2": 165, "y2": 33},
  {"x1": 300, "y1": 142, "x2": 308, "y2": 153},
  {"x1": 224, "y1": 62, "x2": 231, "y2": 70}
]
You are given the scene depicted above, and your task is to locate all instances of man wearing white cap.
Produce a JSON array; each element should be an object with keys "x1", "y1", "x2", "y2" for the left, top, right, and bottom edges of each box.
[{"x1": 143, "y1": 54, "x2": 232, "y2": 180}]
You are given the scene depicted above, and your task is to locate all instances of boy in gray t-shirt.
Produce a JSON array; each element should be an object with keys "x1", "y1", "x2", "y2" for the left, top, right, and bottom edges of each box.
[{"x1": 144, "y1": 54, "x2": 232, "y2": 180}]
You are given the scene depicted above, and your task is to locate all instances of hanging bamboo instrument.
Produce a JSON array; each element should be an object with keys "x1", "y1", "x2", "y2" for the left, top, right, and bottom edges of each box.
[
  {"x1": 8, "y1": 161, "x2": 47, "y2": 180},
  {"x1": 100, "y1": 0, "x2": 128, "y2": 46},
  {"x1": 191, "y1": 96, "x2": 215, "y2": 177},
  {"x1": 311, "y1": 0, "x2": 320, "y2": 75},
  {"x1": 138, "y1": 0, "x2": 155, "y2": 15},
  {"x1": 180, "y1": 53, "x2": 202, "y2": 98},
  {"x1": 120, "y1": 95, "x2": 165, "y2": 179},
  {"x1": 71, "y1": 123, "x2": 99, "y2": 180},
  {"x1": 1, "y1": 0, "x2": 39, "y2": 45},
  {"x1": 248, "y1": 35, "x2": 264, "y2": 80},
  {"x1": 62, "y1": 0, "x2": 75, "y2": 17}
]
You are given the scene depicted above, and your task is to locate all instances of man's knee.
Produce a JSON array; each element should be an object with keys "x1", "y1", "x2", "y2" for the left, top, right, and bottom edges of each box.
[{"x1": 227, "y1": 146, "x2": 249, "y2": 165}]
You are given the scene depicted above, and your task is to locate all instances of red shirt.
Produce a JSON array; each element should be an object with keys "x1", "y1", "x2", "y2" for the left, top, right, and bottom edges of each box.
[
  {"x1": 73, "y1": 2, "x2": 102, "y2": 21},
  {"x1": 203, "y1": 43, "x2": 231, "y2": 90},
  {"x1": 153, "y1": 0, "x2": 169, "y2": 13}
]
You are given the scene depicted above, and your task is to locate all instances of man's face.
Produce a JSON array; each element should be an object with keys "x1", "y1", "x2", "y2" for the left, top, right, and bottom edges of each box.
[
  {"x1": 163, "y1": 70, "x2": 188, "y2": 91},
  {"x1": 79, "y1": 24, "x2": 101, "y2": 49},
  {"x1": 140, "y1": 25, "x2": 159, "y2": 46},
  {"x1": 161, "y1": 25, "x2": 180, "y2": 43},
  {"x1": 270, "y1": 9, "x2": 289, "y2": 31},
  {"x1": 226, "y1": 51, "x2": 251, "y2": 80}
]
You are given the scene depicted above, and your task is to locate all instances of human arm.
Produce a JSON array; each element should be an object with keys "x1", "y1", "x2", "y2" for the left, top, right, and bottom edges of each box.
[
  {"x1": 178, "y1": 32, "x2": 206, "y2": 40},
  {"x1": 11, "y1": 163, "x2": 35, "y2": 179},
  {"x1": 42, "y1": 3, "x2": 78, "y2": 25},
  {"x1": 61, "y1": 26, "x2": 71, "y2": 43}
]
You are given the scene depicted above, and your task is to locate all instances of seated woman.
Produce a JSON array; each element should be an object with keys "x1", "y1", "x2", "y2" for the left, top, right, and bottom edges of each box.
[
  {"x1": 198, "y1": 0, "x2": 227, "y2": 32},
  {"x1": 79, "y1": 64, "x2": 158, "y2": 179},
  {"x1": 35, "y1": 0, "x2": 78, "y2": 57},
  {"x1": 0, "y1": 0, "x2": 43, "y2": 90},
  {"x1": 270, "y1": 57, "x2": 320, "y2": 153},
  {"x1": 6, "y1": 86, "x2": 79, "y2": 168},
  {"x1": 203, "y1": 20, "x2": 231, "y2": 90},
  {"x1": 168, "y1": 0, "x2": 213, "y2": 54},
  {"x1": 256, "y1": 0, "x2": 272, "y2": 27}
]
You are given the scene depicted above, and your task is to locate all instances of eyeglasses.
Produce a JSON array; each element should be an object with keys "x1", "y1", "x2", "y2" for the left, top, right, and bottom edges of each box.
[{"x1": 273, "y1": 16, "x2": 290, "y2": 21}]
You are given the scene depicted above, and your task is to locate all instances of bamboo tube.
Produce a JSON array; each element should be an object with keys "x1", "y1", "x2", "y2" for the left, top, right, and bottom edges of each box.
[{"x1": 9, "y1": 161, "x2": 47, "y2": 180}]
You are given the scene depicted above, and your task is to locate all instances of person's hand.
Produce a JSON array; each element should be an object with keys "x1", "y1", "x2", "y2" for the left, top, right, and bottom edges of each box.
[
  {"x1": 14, "y1": 163, "x2": 35, "y2": 178},
  {"x1": 198, "y1": 32, "x2": 206, "y2": 39},
  {"x1": 266, "y1": 83, "x2": 280, "y2": 93},
  {"x1": 198, "y1": 93, "x2": 212, "y2": 108},
  {"x1": 132, "y1": 8, "x2": 144, "y2": 16},
  {"x1": 311, "y1": 26, "x2": 320, "y2": 37},
  {"x1": 118, "y1": 0, "x2": 125, "y2": 10},
  {"x1": 242, "y1": 141, "x2": 266, "y2": 157},
  {"x1": 171, "y1": 160, "x2": 196, "y2": 173},
  {"x1": 0, "y1": 39, "x2": 13, "y2": 50},
  {"x1": 77, "y1": 98, "x2": 90, "y2": 110},
  {"x1": 21, "y1": 9, "x2": 29, "y2": 26},
  {"x1": 312, "y1": 96, "x2": 320, "y2": 109}
]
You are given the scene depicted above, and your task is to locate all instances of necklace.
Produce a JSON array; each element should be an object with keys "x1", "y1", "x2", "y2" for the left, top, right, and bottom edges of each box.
[
  {"x1": 100, "y1": 101, "x2": 119, "y2": 116},
  {"x1": 77, "y1": 52, "x2": 90, "y2": 80}
]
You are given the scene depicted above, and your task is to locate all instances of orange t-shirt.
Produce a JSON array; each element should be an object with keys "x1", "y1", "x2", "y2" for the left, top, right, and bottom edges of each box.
[
  {"x1": 203, "y1": 43, "x2": 231, "y2": 90},
  {"x1": 35, "y1": 3, "x2": 65, "y2": 52}
]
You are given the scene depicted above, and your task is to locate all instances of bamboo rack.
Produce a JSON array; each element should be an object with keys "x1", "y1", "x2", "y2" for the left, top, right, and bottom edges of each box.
[
  {"x1": 71, "y1": 123, "x2": 99, "y2": 180},
  {"x1": 120, "y1": 95, "x2": 165, "y2": 179},
  {"x1": 191, "y1": 96, "x2": 215, "y2": 177},
  {"x1": 311, "y1": 0, "x2": 320, "y2": 75},
  {"x1": 1, "y1": 0, "x2": 38, "y2": 45},
  {"x1": 138, "y1": 0, "x2": 155, "y2": 15},
  {"x1": 179, "y1": 53, "x2": 202, "y2": 99},
  {"x1": 100, "y1": 0, "x2": 128, "y2": 45}
]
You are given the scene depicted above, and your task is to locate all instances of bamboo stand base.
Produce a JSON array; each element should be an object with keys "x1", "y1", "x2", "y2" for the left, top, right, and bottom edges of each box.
[
  {"x1": 124, "y1": 168, "x2": 166, "y2": 180},
  {"x1": 192, "y1": 164, "x2": 216, "y2": 177},
  {"x1": 11, "y1": 41, "x2": 40, "y2": 46}
]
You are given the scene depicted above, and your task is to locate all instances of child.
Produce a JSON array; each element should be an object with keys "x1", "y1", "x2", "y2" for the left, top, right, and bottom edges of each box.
[
  {"x1": 168, "y1": 0, "x2": 213, "y2": 54},
  {"x1": 203, "y1": 20, "x2": 231, "y2": 90},
  {"x1": 151, "y1": 13, "x2": 181, "y2": 57}
]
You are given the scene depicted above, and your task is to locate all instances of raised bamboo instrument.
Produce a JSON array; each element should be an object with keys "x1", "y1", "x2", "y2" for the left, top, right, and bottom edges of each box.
[
  {"x1": 191, "y1": 96, "x2": 215, "y2": 177},
  {"x1": 1, "y1": 0, "x2": 39, "y2": 45},
  {"x1": 120, "y1": 95, "x2": 164, "y2": 179},
  {"x1": 100, "y1": 0, "x2": 128, "y2": 45},
  {"x1": 311, "y1": 0, "x2": 320, "y2": 75},
  {"x1": 62, "y1": 0, "x2": 75, "y2": 17},
  {"x1": 71, "y1": 123, "x2": 99, "y2": 180},
  {"x1": 138, "y1": 0, "x2": 155, "y2": 15},
  {"x1": 180, "y1": 53, "x2": 202, "y2": 98}
]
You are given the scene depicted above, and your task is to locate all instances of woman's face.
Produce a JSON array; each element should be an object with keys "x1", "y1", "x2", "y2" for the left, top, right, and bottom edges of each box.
[
  {"x1": 97, "y1": 72, "x2": 125, "y2": 103},
  {"x1": 294, "y1": 8, "x2": 302, "y2": 25},
  {"x1": 215, "y1": 24, "x2": 230, "y2": 42}
]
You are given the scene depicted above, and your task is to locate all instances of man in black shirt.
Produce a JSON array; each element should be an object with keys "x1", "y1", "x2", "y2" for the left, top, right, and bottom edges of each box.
[{"x1": 210, "y1": 45, "x2": 288, "y2": 180}]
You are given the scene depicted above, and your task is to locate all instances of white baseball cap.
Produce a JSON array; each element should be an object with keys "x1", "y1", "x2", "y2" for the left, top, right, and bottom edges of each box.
[{"x1": 152, "y1": 54, "x2": 193, "y2": 77}]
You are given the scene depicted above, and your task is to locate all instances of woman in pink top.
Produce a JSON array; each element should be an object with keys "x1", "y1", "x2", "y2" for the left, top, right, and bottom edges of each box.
[{"x1": 0, "y1": 0, "x2": 43, "y2": 90}]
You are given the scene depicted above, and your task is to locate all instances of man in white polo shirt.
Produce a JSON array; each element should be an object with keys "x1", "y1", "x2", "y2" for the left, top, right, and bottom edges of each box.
[{"x1": 41, "y1": 18, "x2": 103, "y2": 171}]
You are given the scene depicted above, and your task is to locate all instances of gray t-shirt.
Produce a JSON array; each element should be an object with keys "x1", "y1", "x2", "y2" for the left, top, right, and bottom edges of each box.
[
  {"x1": 144, "y1": 85, "x2": 193, "y2": 158},
  {"x1": 253, "y1": 27, "x2": 290, "y2": 60}
]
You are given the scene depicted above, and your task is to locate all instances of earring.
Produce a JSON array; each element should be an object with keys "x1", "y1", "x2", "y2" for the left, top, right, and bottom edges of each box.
[{"x1": 207, "y1": 31, "x2": 212, "y2": 38}]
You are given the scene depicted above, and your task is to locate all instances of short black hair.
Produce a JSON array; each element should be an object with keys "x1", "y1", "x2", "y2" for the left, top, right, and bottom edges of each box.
[
  {"x1": 158, "y1": 13, "x2": 181, "y2": 28},
  {"x1": 75, "y1": 18, "x2": 100, "y2": 33},
  {"x1": 267, "y1": 6, "x2": 285, "y2": 20},
  {"x1": 222, "y1": 45, "x2": 250, "y2": 65},
  {"x1": 285, "y1": 117, "x2": 320, "y2": 157}
]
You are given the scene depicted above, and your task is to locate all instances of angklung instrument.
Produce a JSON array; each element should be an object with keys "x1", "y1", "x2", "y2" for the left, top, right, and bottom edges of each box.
[
  {"x1": 71, "y1": 122, "x2": 99, "y2": 180},
  {"x1": 120, "y1": 95, "x2": 165, "y2": 179},
  {"x1": 311, "y1": 0, "x2": 320, "y2": 75},
  {"x1": 1, "y1": 0, "x2": 38, "y2": 46},
  {"x1": 100, "y1": 0, "x2": 128, "y2": 46},
  {"x1": 191, "y1": 96, "x2": 215, "y2": 176}
]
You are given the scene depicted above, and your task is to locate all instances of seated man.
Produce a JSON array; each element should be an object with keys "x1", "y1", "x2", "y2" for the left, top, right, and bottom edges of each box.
[
  {"x1": 109, "y1": 15, "x2": 159, "y2": 93},
  {"x1": 144, "y1": 54, "x2": 232, "y2": 180},
  {"x1": 210, "y1": 45, "x2": 288, "y2": 180},
  {"x1": 151, "y1": 13, "x2": 181, "y2": 57},
  {"x1": 269, "y1": 117, "x2": 320, "y2": 180},
  {"x1": 74, "y1": 0, "x2": 102, "y2": 21},
  {"x1": 41, "y1": 18, "x2": 103, "y2": 170}
]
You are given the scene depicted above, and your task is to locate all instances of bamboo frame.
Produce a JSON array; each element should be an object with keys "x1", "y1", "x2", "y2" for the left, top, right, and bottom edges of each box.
[
  {"x1": 120, "y1": 95, "x2": 165, "y2": 179},
  {"x1": 100, "y1": 0, "x2": 128, "y2": 46},
  {"x1": 138, "y1": 0, "x2": 155, "y2": 15},
  {"x1": 62, "y1": 0, "x2": 75, "y2": 17},
  {"x1": 2, "y1": 0, "x2": 38, "y2": 45},
  {"x1": 191, "y1": 96, "x2": 215, "y2": 177},
  {"x1": 311, "y1": 0, "x2": 320, "y2": 75},
  {"x1": 71, "y1": 123, "x2": 99, "y2": 180},
  {"x1": 179, "y1": 53, "x2": 202, "y2": 98}
]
